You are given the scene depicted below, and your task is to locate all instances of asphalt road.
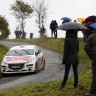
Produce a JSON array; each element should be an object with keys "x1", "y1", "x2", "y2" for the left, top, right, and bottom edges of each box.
[{"x1": 0, "y1": 41, "x2": 82, "y2": 90}]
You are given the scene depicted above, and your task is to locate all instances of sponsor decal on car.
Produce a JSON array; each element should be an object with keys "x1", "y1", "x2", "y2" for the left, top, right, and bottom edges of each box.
[
  {"x1": 5, "y1": 57, "x2": 12, "y2": 61},
  {"x1": 5, "y1": 56, "x2": 29, "y2": 61}
]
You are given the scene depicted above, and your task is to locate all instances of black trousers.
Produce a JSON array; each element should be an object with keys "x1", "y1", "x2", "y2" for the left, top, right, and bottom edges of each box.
[
  {"x1": 61, "y1": 64, "x2": 78, "y2": 87},
  {"x1": 51, "y1": 29, "x2": 57, "y2": 38},
  {"x1": 90, "y1": 60, "x2": 96, "y2": 93}
]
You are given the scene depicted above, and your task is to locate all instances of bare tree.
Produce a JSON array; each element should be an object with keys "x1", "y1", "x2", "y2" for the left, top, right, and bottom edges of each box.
[
  {"x1": 10, "y1": 0, "x2": 34, "y2": 38},
  {"x1": 34, "y1": 0, "x2": 48, "y2": 37}
]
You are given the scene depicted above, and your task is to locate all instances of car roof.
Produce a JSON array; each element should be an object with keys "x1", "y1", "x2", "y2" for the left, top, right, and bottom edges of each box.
[{"x1": 10, "y1": 45, "x2": 37, "y2": 50}]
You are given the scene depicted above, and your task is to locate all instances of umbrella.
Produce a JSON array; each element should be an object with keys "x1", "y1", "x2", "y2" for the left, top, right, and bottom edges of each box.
[
  {"x1": 57, "y1": 22, "x2": 87, "y2": 31},
  {"x1": 61, "y1": 17, "x2": 71, "y2": 24},
  {"x1": 89, "y1": 22, "x2": 96, "y2": 29},
  {"x1": 85, "y1": 15, "x2": 96, "y2": 26},
  {"x1": 61, "y1": 17, "x2": 71, "y2": 21},
  {"x1": 77, "y1": 18, "x2": 85, "y2": 23},
  {"x1": 62, "y1": 20, "x2": 70, "y2": 24}
]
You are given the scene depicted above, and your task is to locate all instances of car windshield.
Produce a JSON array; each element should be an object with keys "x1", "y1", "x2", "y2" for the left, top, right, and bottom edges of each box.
[{"x1": 6, "y1": 49, "x2": 34, "y2": 56}]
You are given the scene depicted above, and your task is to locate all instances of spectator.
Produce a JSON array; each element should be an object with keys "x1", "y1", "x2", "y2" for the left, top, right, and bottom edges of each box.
[
  {"x1": 60, "y1": 29, "x2": 79, "y2": 89},
  {"x1": 84, "y1": 30, "x2": 96, "y2": 95},
  {"x1": 50, "y1": 20, "x2": 58, "y2": 38}
]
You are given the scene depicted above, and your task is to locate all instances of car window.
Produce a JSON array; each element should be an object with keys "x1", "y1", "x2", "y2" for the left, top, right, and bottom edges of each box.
[
  {"x1": 6, "y1": 49, "x2": 34, "y2": 56},
  {"x1": 35, "y1": 46, "x2": 41, "y2": 54}
]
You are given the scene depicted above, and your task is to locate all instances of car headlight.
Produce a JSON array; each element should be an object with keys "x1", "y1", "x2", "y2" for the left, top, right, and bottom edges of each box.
[{"x1": 26, "y1": 59, "x2": 33, "y2": 63}]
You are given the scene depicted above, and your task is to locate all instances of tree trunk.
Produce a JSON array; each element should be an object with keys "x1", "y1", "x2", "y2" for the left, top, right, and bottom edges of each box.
[{"x1": 21, "y1": 17, "x2": 25, "y2": 39}]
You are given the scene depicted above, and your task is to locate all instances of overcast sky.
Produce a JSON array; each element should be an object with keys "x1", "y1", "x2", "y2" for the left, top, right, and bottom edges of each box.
[{"x1": 0, "y1": 0, "x2": 96, "y2": 39}]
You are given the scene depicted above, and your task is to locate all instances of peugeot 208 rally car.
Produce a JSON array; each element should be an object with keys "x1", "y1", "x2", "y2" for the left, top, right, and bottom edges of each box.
[{"x1": 1, "y1": 45, "x2": 46, "y2": 75}]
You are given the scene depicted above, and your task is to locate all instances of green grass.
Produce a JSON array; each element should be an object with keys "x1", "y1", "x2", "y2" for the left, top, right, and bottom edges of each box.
[
  {"x1": 0, "y1": 37, "x2": 92, "y2": 96},
  {"x1": 0, "y1": 45, "x2": 8, "y2": 64},
  {"x1": 0, "y1": 45, "x2": 8, "y2": 78}
]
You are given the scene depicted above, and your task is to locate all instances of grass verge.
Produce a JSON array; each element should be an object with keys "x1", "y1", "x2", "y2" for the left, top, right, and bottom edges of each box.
[
  {"x1": 0, "y1": 37, "x2": 92, "y2": 96},
  {"x1": 0, "y1": 45, "x2": 8, "y2": 64}
]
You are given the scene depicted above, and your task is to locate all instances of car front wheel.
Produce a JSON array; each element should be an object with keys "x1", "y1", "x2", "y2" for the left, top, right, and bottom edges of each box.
[
  {"x1": 42, "y1": 60, "x2": 46, "y2": 70},
  {"x1": 34, "y1": 63, "x2": 38, "y2": 73}
]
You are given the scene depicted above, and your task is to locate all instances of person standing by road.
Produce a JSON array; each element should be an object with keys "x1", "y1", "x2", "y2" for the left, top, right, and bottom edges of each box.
[
  {"x1": 84, "y1": 30, "x2": 96, "y2": 95},
  {"x1": 50, "y1": 20, "x2": 54, "y2": 37},
  {"x1": 50, "y1": 20, "x2": 58, "y2": 38},
  {"x1": 60, "y1": 29, "x2": 79, "y2": 89},
  {"x1": 53, "y1": 20, "x2": 58, "y2": 38}
]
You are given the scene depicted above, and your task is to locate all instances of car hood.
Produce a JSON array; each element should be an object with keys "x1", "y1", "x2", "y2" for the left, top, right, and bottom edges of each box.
[{"x1": 4, "y1": 56, "x2": 34, "y2": 63}]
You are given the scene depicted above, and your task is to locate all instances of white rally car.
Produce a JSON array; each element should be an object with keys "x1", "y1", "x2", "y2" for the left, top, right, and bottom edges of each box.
[{"x1": 1, "y1": 45, "x2": 46, "y2": 75}]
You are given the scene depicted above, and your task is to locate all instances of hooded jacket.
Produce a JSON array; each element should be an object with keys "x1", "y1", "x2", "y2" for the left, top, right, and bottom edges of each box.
[{"x1": 84, "y1": 32, "x2": 96, "y2": 60}]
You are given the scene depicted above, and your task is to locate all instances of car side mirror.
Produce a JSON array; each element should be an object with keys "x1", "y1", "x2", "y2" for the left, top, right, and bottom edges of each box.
[{"x1": 35, "y1": 52, "x2": 38, "y2": 55}]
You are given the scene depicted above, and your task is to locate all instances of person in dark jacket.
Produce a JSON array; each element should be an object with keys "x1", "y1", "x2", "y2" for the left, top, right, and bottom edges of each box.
[
  {"x1": 84, "y1": 30, "x2": 96, "y2": 95},
  {"x1": 53, "y1": 20, "x2": 58, "y2": 38},
  {"x1": 50, "y1": 20, "x2": 54, "y2": 37},
  {"x1": 50, "y1": 20, "x2": 58, "y2": 38},
  {"x1": 60, "y1": 29, "x2": 79, "y2": 89}
]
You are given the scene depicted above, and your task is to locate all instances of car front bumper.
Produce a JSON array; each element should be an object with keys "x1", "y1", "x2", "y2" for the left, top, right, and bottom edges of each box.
[{"x1": 1, "y1": 63, "x2": 35, "y2": 74}]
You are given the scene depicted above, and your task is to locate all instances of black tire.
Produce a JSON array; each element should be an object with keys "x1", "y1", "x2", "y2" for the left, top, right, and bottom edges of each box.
[
  {"x1": 34, "y1": 63, "x2": 38, "y2": 73},
  {"x1": 42, "y1": 60, "x2": 46, "y2": 70},
  {"x1": 1, "y1": 73, "x2": 6, "y2": 77}
]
